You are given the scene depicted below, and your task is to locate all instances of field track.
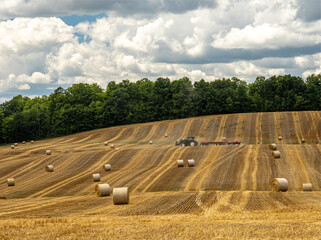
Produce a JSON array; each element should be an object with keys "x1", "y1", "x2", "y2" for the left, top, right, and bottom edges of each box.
[{"x1": 0, "y1": 111, "x2": 320, "y2": 239}]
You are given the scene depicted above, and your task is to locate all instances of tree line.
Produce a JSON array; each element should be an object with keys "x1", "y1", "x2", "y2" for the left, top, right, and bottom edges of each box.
[{"x1": 0, "y1": 74, "x2": 320, "y2": 143}]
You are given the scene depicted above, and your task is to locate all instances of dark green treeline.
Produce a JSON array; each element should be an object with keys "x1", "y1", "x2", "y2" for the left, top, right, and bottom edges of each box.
[{"x1": 0, "y1": 74, "x2": 320, "y2": 143}]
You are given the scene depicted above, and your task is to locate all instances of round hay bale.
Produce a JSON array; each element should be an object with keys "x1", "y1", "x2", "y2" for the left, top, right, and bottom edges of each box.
[
  {"x1": 272, "y1": 150, "x2": 280, "y2": 158},
  {"x1": 301, "y1": 139, "x2": 305, "y2": 144},
  {"x1": 104, "y1": 141, "x2": 108, "y2": 146},
  {"x1": 165, "y1": 133, "x2": 168, "y2": 137},
  {"x1": 177, "y1": 159, "x2": 184, "y2": 167},
  {"x1": 222, "y1": 137, "x2": 226, "y2": 141},
  {"x1": 95, "y1": 184, "x2": 111, "y2": 197},
  {"x1": 31, "y1": 140, "x2": 34, "y2": 144},
  {"x1": 302, "y1": 183, "x2": 312, "y2": 191},
  {"x1": 187, "y1": 159, "x2": 195, "y2": 167},
  {"x1": 92, "y1": 173, "x2": 101, "y2": 182},
  {"x1": 11, "y1": 145, "x2": 14, "y2": 149},
  {"x1": 149, "y1": 140, "x2": 153, "y2": 144},
  {"x1": 269, "y1": 143, "x2": 277, "y2": 150},
  {"x1": 110, "y1": 144, "x2": 115, "y2": 148},
  {"x1": 46, "y1": 150, "x2": 51, "y2": 155},
  {"x1": 7, "y1": 178, "x2": 15, "y2": 186},
  {"x1": 22, "y1": 141, "x2": 26, "y2": 144},
  {"x1": 271, "y1": 178, "x2": 288, "y2": 192},
  {"x1": 103, "y1": 163, "x2": 111, "y2": 171},
  {"x1": 113, "y1": 187, "x2": 129, "y2": 204},
  {"x1": 278, "y1": 136, "x2": 282, "y2": 140},
  {"x1": 14, "y1": 143, "x2": 18, "y2": 146},
  {"x1": 46, "y1": 165, "x2": 54, "y2": 172}
]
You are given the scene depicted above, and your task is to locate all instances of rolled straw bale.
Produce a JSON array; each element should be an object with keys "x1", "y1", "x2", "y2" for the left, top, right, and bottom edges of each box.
[
  {"x1": 31, "y1": 140, "x2": 34, "y2": 144},
  {"x1": 149, "y1": 140, "x2": 153, "y2": 144},
  {"x1": 187, "y1": 159, "x2": 195, "y2": 167},
  {"x1": 46, "y1": 150, "x2": 51, "y2": 155},
  {"x1": 22, "y1": 141, "x2": 26, "y2": 144},
  {"x1": 269, "y1": 143, "x2": 277, "y2": 150},
  {"x1": 95, "y1": 184, "x2": 111, "y2": 197},
  {"x1": 271, "y1": 178, "x2": 288, "y2": 192},
  {"x1": 11, "y1": 145, "x2": 14, "y2": 149},
  {"x1": 301, "y1": 139, "x2": 305, "y2": 144},
  {"x1": 110, "y1": 144, "x2": 115, "y2": 148},
  {"x1": 165, "y1": 133, "x2": 168, "y2": 137},
  {"x1": 222, "y1": 137, "x2": 226, "y2": 141},
  {"x1": 46, "y1": 165, "x2": 54, "y2": 172},
  {"x1": 278, "y1": 136, "x2": 282, "y2": 140},
  {"x1": 113, "y1": 187, "x2": 129, "y2": 204},
  {"x1": 7, "y1": 178, "x2": 15, "y2": 186},
  {"x1": 92, "y1": 173, "x2": 101, "y2": 182},
  {"x1": 103, "y1": 163, "x2": 111, "y2": 171},
  {"x1": 302, "y1": 183, "x2": 312, "y2": 191},
  {"x1": 177, "y1": 159, "x2": 184, "y2": 167},
  {"x1": 104, "y1": 141, "x2": 108, "y2": 146},
  {"x1": 14, "y1": 143, "x2": 18, "y2": 146},
  {"x1": 272, "y1": 150, "x2": 281, "y2": 158}
]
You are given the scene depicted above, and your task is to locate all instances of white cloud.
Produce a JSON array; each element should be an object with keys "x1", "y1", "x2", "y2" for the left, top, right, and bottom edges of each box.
[
  {"x1": 0, "y1": 1, "x2": 320, "y2": 100},
  {"x1": 211, "y1": 23, "x2": 320, "y2": 49}
]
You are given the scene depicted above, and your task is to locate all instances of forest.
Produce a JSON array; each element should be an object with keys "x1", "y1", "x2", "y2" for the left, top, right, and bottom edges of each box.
[{"x1": 0, "y1": 74, "x2": 320, "y2": 143}]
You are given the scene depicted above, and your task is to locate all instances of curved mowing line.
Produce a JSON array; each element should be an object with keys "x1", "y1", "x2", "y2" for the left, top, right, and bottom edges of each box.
[
  {"x1": 251, "y1": 146, "x2": 259, "y2": 190},
  {"x1": 141, "y1": 123, "x2": 159, "y2": 142},
  {"x1": 216, "y1": 115, "x2": 228, "y2": 141},
  {"x1": 235, "y1": 113, "x2": 245, "y2": 142},
  {"x1": 240, "y1": 145, "x2": 253, "y2": 190},
  {"x1": 134, "y1": 147, "x2": 188, "y2": 193},
  {"x1": 255, "y1": 112, "x2": 262, "y2": 144},
  {"x1": 28, "y1": 151, "x2": 118, "y2": 198},
  {"x1": 107, "y1": 128, "x2": 127, "y2": 142},
  {"x1": 292, "y1": 112, "x2": 303, "y2": 143}
]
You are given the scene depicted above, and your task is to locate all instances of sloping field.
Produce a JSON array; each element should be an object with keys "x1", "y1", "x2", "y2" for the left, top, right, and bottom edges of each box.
[{"x1": 0, "y1": 111, "x2": 320, "y2": 239}]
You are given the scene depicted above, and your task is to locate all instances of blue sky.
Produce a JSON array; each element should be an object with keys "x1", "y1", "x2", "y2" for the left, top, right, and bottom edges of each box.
[{"x1": 0, "y1": 0, "x2": 320, "y2": 103}]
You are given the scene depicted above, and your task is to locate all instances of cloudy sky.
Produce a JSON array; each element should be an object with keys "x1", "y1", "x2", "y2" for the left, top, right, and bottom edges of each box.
[{"x1": 0, "y1": 0, "x2": 320, "y2": 102}]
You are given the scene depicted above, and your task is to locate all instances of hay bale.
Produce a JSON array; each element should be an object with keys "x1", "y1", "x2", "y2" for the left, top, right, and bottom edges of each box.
[
  {"x1": 187, "y1": 159, "x2": 195, "y2": 167},
  {"x1": 278, "y1": 136, "x2": 282, "y2": 140},
  {"x1": 46, "y1": 150, "x2": 51, "y2": 155},
  {"x1": 301, "y1": 139, "x2": 305, "y2": 144},
  {"x1": 31, "y1": 140, "x2": 34, "y2": 144},
  {"x1": 11, "y1": 145, "x2": 14, "y2": 149},
  {"x1": 104, "y1": 141, "x2": 108, "y2": 146},
  {"x1": 113, "y1": 187, "x2": 129, "y2": 204},
  {"x1": 271, "y1": 178, "x2": 288, "y2": 192},
  {"x1": 149, "y1": 140, "x2": 153, "y2": 144},
  {"x1": 115, "y1": 147, "x2": 120, "y2": 150},
  {"x1": 95, "y1": 183, "x2": 111, "y2": 197},
  {"x1": 165, "y1": 133, "x2": 168, "y2": 138},
  {"x1": 222, "y1": 137, "x2": 226, "y2": 141},
  {"x1": 302, "y1": 183, "x2": 312, "y2": 191},
  {"x1": 14, "y1": 143, "x2": 18, "y2": 146},
  {"x1": 92, "y1": 173, "x2": 101, "y2": 182},
  {"x1": 22, "y1": 141, "x2": 26, "y2": 144},
  {"x1": 7, "y1": 178, "x2": 15, "y2": 187},
  {"x1": 46, "y1": 165, "x2": 54, "y2": 172},
  {"x1": 269, "y1": 143, "x2": 277, "y2": 150},
  {"x1": 272, "y1": 150, "x2": 280, "y2": 158},
  {"x1": 177, "y1": 159, "x2": 184, "y2": 167},
  {"x1": 110, "y1": 144, "x2": 115, "y2": 148},
  {"x1": 103, "y1": 163, "x2": 111, "y2": 171}
]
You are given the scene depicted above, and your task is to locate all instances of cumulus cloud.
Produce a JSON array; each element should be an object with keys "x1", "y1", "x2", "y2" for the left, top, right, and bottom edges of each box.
[{"x1": 0, "y1": 0, "x2": 320, "y2": 102}]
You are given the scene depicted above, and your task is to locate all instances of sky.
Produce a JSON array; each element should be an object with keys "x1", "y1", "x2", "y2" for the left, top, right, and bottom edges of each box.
[{"x1": 0, "y1": 0, "x2": 320, "y2": 103}]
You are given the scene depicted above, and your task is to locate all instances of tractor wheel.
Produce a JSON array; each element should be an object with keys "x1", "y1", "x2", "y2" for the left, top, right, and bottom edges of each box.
[
  {"x1": 190, "y1": 141, "x2": 195, "y2": 146},
  {"x1": 181, "y1": 143, "x2": 185, "y2": 147}
]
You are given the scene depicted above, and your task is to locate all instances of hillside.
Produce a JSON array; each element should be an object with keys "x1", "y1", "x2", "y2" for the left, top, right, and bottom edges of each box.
[{"x1": 0, "y1": 111, "x2": 320, "y2": 239}]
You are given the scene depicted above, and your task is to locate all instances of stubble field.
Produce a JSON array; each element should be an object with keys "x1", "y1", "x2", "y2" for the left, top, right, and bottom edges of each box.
[{"x1": 0, "y1": 111, "x2": 320, "y2": 239}]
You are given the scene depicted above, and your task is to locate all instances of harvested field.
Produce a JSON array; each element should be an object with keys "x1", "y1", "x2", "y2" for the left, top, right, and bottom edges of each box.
[{"x1": 0, "y1": 111, "x2": 320, "y2": 239}]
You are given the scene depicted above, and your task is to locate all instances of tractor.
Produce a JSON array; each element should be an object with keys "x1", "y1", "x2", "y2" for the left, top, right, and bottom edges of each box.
[{"x1": 175, "y1": 137, "x2": 198, "y2": 147}]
